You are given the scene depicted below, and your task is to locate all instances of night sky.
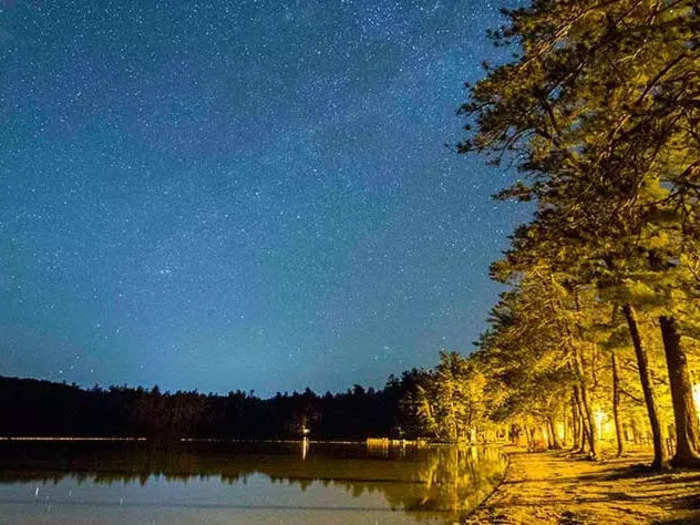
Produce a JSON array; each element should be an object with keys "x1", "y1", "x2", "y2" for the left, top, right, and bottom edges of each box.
[{"x1": 1, "y1": 0, "x2": 529, "y2": 396}]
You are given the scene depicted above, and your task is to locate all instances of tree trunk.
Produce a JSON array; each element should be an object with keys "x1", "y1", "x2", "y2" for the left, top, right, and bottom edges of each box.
[
  {"x1": 572, "y1": 386, "x2": 587, "y2": 453},
  {"x1": 562, "y1": 415, "x2": 568, "y2": 446},
  {"x1": 630, "y1": 417, "x2": 641, "y2": 445},
  {"x1": 659, "y1": 315, "x2": 700, "y2": 468},
  {"x1": 611, "y1": 351, "x2": 625, "y2": 457},
  {"x1": 622, "y1": 303, "x2": 669, "y2": 470},
  {"x1": 571, "y1": 394, "x2": 581, "y2": 451},
  {"x1": 578, "y1": 391, "x2": 590, "y2": 453},
  {"x1": 525, "y1": 426, "x2": 534, "y2": 450},
  {"x1": 544, "y1": 422, "x2": 553, "y2": 449},
  {"x1": 574, "y1": 350, "x2": 597, "y2": 458},
  {"x1": 548, "y1": 416, "x2": 562, "y2": 449},
  {"x1": 570, "y1": 289, "x2": 597, "y2": 458},
  {"x1": 580, "y1": 417, "x2": 590, "y2": 453}
]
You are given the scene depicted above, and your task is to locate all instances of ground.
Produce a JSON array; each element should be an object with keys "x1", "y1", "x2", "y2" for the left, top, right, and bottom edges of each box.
[{"x1": 465, "y1": 447, "x2": 700, "y2": 524}]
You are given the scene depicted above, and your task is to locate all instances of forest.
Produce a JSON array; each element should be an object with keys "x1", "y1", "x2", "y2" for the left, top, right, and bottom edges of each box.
[
  {"x1": 400, "y1": 0, "x2": 700, "y2": 470},
  {"x1": 0, "y1": 373, "x2": 428, "y2": 440}
]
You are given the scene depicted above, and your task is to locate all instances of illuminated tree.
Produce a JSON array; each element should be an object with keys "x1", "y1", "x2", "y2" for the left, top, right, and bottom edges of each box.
[{"x1": 459, "y1": 0, "x2": 698, "y2": 468}]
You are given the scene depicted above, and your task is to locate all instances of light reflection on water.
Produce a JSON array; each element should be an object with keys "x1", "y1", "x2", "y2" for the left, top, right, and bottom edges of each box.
[{"x1": 0, "y1": 441, "x2": 505, "y2": 524}]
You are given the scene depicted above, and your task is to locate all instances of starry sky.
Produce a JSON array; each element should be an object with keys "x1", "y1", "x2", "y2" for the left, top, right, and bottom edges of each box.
[{"x1": 1, "y1": 0, "x2": 529, "y2": 396}]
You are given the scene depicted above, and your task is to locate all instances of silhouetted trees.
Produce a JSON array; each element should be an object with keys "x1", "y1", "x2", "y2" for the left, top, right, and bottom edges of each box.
[{"x1": 0, "y1": 374, "x2": 426, "y2": 440}]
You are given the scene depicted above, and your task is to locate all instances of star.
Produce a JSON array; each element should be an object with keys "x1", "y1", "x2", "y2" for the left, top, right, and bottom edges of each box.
[{"x1": 0, "y1": 0, "x2": 526, "y2": 396}]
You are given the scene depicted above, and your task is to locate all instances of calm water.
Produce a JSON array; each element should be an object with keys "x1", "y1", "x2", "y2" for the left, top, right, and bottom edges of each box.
[{"x1": 0, "y1": 440, "x2": 505, "y2": 524}]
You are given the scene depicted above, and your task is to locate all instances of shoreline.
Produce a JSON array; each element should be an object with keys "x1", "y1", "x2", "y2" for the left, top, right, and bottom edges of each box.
[
  {"x1": 462, "y1": 446, "x2": 513, "y2": 521},
  {"x1": 465, "y1": 447, "x2": 700, "y2": 524}
]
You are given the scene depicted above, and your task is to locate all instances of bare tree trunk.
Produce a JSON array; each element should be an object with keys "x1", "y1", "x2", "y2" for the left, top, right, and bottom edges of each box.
[
  {"x1": 622, "y1": 303, "x2": 669, "y2": 470},
  {"x1": 659, "y1": 316, "x2": 700, "y2": 468},
  {"x1": 630, "y1": 417, "x2": 641, "y2": 445},
  {"x1": 576, "y1": 387, "x2": 591, "y2": 454},
  {"x1": 571, "y1": 289, "x2": 597, "y2": 459},
  {"x1": 574, "y1": 349, "x2": 597, "y2": 458},
  {"x1": 547, "y1": 416, "x2": 562, "y2": 449},
  {"x1": 571, "y1": 394, "x2": 580, "y2": 451},
  {"x1": 572, "y1": 386, "x2": 588, "y2": 453},
  {"x1": 611, "y1": 351, "x2": 625, "y2": 457},
  {"x1": 525, "y1": 426, "x2": 534, "y2": 450},
  {"x1": 580, "y1": 417, "x2": 590, "y2": 453}
]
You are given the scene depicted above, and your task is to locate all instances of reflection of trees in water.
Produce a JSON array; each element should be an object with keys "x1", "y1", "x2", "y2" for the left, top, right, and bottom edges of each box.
[
  {"x1": 374, "y1": 445, "x2": 505, "y2": 518},
  {"x1": 0, "y1": 442, "x2": 505, "y2": 520}
]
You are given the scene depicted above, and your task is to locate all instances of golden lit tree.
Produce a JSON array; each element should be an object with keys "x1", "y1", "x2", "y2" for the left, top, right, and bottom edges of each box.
[{"x1": 459, "y1": 0, "x2": 699, "y2": 468}]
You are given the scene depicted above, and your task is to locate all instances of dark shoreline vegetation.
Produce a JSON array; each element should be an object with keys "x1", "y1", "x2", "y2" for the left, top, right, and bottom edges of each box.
[{"x1": 0, "y1": 373, "x2": 431, "y2": 441}]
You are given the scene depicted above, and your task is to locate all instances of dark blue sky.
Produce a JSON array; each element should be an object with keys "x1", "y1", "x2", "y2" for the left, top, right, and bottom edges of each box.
[{"x1": 1, "y1": 0, "x2": 529, "y2": 396}]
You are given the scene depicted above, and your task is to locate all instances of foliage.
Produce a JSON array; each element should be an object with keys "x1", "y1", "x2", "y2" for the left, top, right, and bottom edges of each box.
[
  {"x1": 0, "y1": 375, "x2": 413, "y2": 440},
  {"x1": 407, "y1": 0, "x2": 700, "y2": 461}
]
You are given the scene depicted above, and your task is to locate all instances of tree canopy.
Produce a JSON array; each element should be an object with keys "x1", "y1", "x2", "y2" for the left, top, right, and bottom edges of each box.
[{"x1": 402, "y1": 0, "x2": 700, "y2": 469}]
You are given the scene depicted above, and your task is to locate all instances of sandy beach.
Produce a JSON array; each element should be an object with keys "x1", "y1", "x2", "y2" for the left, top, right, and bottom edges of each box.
[{"x1": 466, "y1": 448, "x2": 700, "y2": 524}]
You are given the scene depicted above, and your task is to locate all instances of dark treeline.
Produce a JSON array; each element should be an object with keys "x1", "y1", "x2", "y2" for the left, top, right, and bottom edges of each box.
[{"x1": 0, "y1": 372, "x2": 430, "y2": 440}]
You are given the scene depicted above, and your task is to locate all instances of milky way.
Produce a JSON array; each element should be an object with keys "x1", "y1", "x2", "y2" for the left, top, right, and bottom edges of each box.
[{"x1": 0, "y1": 0, "x2": 529, "y2": 395}]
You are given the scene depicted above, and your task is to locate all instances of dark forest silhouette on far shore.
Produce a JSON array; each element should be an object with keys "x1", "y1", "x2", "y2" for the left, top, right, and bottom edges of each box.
[{"x1": 0, "y1": 373, "x2": 429, "y2": 440}]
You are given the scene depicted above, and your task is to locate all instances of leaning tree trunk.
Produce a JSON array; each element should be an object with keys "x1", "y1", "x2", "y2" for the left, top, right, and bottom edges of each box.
[
  {"x1": 611, "y1": 351, "x2": 625, "y2": 457},
  {"x1": 622, "y1": 303, "x2": 669, "y2": 470},
  {"x1": 571, "y1": 387, "x2": 584, "y2": 452},
  {"x1": 571, "y1": 395, "x2": 581, "y2": 451},
  {"x1": 571, "y1": 393, "x2": 585, "y2": 451},
  {"x1": 572, "y1": 388, "x2": 582, "y2": 451},
  {"x1": 659, "y1": 316, "x2": 700, "y2": 468},
  {"x1": 580, "y1": 415, "x2": 590, "y2": 453}
]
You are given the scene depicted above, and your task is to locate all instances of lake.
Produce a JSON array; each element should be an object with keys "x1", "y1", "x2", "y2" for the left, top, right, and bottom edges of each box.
[{"x1": 0, "y1": 440, "x2": 506, "y2": 524}]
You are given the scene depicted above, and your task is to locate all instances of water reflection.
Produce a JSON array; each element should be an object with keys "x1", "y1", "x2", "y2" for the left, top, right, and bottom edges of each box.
[
  {"x1": 0, "y1": 441, "x2": 505, "y2": 524},
  {"x1": 301, "y1": 436, "x2": 309, "y2": 460}
]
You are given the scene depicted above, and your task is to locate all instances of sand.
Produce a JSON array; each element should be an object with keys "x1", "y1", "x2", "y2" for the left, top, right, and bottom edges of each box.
[{"x1": 465, "y1": 447, "x2": 700, "y2": 524}]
